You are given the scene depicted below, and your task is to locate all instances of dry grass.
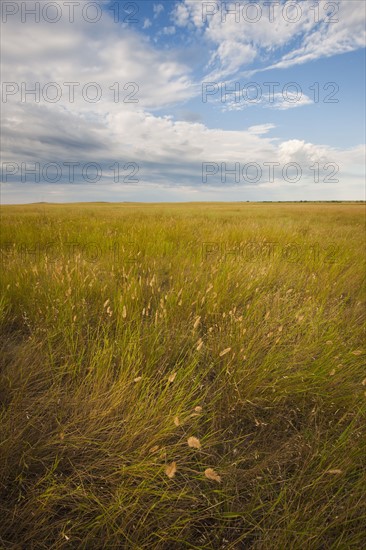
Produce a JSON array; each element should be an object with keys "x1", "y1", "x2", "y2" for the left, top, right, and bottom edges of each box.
[{"x1": 0, "y1": 202, "x2": 365, "y2": 549}]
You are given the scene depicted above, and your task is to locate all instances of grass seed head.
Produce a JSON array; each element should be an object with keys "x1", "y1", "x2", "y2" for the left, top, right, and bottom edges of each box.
[
  {"x1": 193, "y1": 316, "x2": 201, "y2": 330},
  {"x1": 165, "y1": 462, "x2": 177, "y2": 479},
  {"x1": 187, "y1": 436, "x2": 201, "y2": 449},
  {"x1": 168, "y1": 372, "x2": 177, "y2": 383},
  {"x1": 204, "y1": 468, "x2": 221, "y2": 482}
]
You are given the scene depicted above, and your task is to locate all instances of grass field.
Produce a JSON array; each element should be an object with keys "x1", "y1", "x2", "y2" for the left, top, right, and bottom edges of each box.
[{"x1": 1, "y1": 202, "x2": 365, "y2": 549}]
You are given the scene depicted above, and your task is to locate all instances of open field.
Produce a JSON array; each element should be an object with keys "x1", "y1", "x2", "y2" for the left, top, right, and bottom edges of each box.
[{"x1": 1, "y1": 202, "x2": 365, "y2": 549}]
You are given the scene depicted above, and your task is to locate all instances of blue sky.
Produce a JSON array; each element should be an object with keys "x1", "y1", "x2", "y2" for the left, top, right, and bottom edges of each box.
[{"x1": 1, "y1": 0, "x2": 365, "y2": 203}]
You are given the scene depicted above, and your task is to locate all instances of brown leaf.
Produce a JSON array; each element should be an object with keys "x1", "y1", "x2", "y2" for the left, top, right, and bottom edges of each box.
[
  {"x1": 173, "y1": 416, "x2": 180, "y2": 426},
  {"x1": 204, "y1": 468, "x2": 221, "y2": 483},
  {"x1": 219, "y1": 347, "x2": 231, "y2": 357}
]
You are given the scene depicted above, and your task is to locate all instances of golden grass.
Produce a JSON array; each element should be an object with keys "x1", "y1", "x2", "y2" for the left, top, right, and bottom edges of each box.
[{"x1": 0, "y1": 202, "x2": 365, "y2": 549}]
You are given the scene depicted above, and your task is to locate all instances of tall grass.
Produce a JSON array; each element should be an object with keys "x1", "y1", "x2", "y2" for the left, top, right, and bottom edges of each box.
[{"x1": 1, "y1": 203, "x2": 365, "y2": 549}]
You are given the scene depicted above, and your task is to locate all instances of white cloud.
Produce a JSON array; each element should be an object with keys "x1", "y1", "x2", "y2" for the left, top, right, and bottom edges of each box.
[
  {"x1": 209, "y1": 40, "x2": 257, "y2": 78},
  {"x1": 143, "y1": 18, "x2": 152, "y2": 30},
  {"x1": 3, "y1": 96, "x2": 364, "y2": 196},
  {"x1": 1, "y1": 12, "x2": 194, "y2": 110},
  {"x1": 172, "y1": 0, "x2": 366, "y2": 79},
  {"x1": 163, "y1": 26, "x2": 176, "y2": 36},
  {"x1": 247, "y1": 124, "x2": 276, "y2": 135},
  {"x1": 273, "y1": 93, "x2": 313, "y2": 110},
  {"x1": 153, "y1": 4, "x2": 164, "y2": 18},
  {"x1": 264, "y1": 0, "x2": 366, "y2": 71},
  {"x1": 0, "y1": 0, "x2": 364, "y2": 202},
  {"x1": 223, "y1": 91, "x2": 313, "y2": 111},
  {"x1": 172, "y1": 0, "x2": 205, "y2": 29},
  {"x1": 172, "y1": 3, "x2": 190, "y2": 27}
]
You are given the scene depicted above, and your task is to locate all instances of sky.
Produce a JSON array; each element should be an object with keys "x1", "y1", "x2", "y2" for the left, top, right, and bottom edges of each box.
[{"x1": 1, "y1": 0, "x2": 365, "y2": 203}]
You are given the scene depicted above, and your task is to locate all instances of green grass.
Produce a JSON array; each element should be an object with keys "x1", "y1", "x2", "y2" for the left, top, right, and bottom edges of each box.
[{"x1": 1, "y1": 202, "x2": 365, "y2": 549}]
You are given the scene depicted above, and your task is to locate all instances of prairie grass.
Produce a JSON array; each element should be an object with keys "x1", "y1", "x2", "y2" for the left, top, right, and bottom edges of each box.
[{"x1": 0, "y1": 202, "x2": 365, "y2": 549}]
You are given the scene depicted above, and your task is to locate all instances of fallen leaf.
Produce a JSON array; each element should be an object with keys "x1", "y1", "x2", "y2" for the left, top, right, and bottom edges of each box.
[
  {"x1": 165, "y1": 462, "x2": 177, "y2": 478},
  {"x1": 173, "y1": 416, "x2": 180, "y2": 426},
  {"x1": 326, "y1": 469, "x2": 342, "y2": 475},
  {"x1": 219, "y1": 347, "x2": 231, "y2": 357},
  {"x1": 204, "y1": 468, "x2": 221, "y2": 483},
  {"x1": 187, "y1": 436, "x2": 201, "y2": 449},
  {"x1": 134, "y1": 376, "x2": 142, "y2": 383},
  {"x1": 149, "y1": 445, "x2": 159, "y2": 453},
  {"x1": 194, "y1": 406, "x2": 203, "y2": 413},
  {"x1": 352, "y1": 350, "x2": 363, "y2": 356}
]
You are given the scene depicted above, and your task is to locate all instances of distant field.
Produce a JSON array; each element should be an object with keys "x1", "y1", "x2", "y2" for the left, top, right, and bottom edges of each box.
[{"x1": 1, "y1": 203, "x2": 365, "y2": 549}]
